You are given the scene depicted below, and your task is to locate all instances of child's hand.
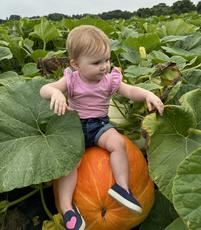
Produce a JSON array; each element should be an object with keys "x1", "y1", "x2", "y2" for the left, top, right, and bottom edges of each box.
[
  {"x1": 50, "y1": 90, "x2": 69, "y2": 116},
  {"x1": 146, "y1": 92, "x2": 164, "y2": 116},
  {"x1": 113, "y1": 66, "x2": 122, "y2": 73}
]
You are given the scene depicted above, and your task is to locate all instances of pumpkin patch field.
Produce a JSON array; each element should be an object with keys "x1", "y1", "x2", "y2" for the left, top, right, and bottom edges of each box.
[{"x1": 0, "y1": 12, "x2": 201, "y2": 229}]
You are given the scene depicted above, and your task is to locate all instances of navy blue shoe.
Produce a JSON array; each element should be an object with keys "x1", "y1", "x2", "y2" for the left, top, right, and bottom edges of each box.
[
  {"x1": 108, "y1": 183, "x2": 142, "y2": 214},
  {"x1": 63, "y1": 204, "x2": 86, "y2": 230}
]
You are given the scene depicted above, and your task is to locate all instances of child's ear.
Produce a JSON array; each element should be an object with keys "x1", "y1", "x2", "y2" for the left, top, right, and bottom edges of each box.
[{"x1": 70, "y1": 59, "x2": 79, "y2": 70}]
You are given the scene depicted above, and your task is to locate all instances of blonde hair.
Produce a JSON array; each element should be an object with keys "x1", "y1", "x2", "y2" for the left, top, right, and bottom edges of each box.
[{"x1": 66, "y1": 25, "x2": 111, "y2": 60}]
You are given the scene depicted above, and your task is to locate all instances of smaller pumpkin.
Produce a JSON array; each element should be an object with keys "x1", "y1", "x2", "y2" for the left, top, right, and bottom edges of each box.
[{"x1": 54, "y1": 135, "x2": 154, "y2": 230}]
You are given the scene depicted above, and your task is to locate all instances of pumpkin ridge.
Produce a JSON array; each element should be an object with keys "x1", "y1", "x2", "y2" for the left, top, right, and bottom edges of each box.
[
  {"x1": 74, "y1": 190, "x2": 97, "y2": 207},
  {"x1": 103, "y1": 165, "x2": 114, "y2": 205},
  {"x1": 85, "y1": 158, "x2": 102, "y2": 204},
  {"x1": 138, "y1": 178, "x2": 154, "y2": 201},
  {"x1": 107, "y1": 202, "x2": 121, "y2": 209},
  {"x1": 86, "y1": 218, "x2": 98, "y2": 230}
]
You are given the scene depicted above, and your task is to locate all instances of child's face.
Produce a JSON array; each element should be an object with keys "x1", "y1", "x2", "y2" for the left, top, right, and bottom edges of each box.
[{"x1": 74, "y1": 52, "x2": 111, "y2": 83}]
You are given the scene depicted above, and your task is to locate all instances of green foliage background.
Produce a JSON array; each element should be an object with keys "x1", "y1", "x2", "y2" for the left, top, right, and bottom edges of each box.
[{"x1": 0, "y1": 10, "x2": 201, "y2": 230}]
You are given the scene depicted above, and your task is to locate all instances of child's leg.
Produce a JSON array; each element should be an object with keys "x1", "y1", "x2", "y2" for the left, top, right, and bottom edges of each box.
[
  {"x1": 97, "y1": 128, "x2": 142, "y2": 214},
  {"x1": 97, "y1": 128, "x2": 129, "y2": 191},
  {"x1": 54, "y1": 163, "x2": 86, "y2": 230},
  {"x1": 54, "y1": 165, "x2": 78, "y2": 214}
]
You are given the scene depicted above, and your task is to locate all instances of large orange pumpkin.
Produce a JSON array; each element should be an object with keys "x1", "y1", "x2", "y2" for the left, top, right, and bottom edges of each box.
[{"x1": 54, "y1": 135, "x2": 154, "y2": 230}]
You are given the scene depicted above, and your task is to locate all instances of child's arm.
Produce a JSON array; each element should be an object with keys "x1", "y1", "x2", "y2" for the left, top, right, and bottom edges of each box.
[
  {"x1": 117, "y1": 82, "x2": 164, "y2": 115},
  {"x1": 40, "y1": 77, "x2": 68, "y2": 116}
]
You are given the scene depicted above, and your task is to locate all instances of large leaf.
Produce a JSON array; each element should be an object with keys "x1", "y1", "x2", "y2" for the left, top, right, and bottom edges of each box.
[
  {"x1": 0, "y1": 46, "x2": 12, "y2": 61},
  {"x1": 142, "y1": 89, "x2": 201, "y2": 201},
  {"x1": 0, "y1": 79, "x2": 84, "y2": 192},
  {"x1": 172, "y1": 70, "x2": 201, "y2": 104},
  {"x1": 179, "y1": 33, "x2": 201, "y2": 51},
  {"x1": 21, "y1": 63, "x2": 40, "y2": 77},
  {"x1": 148, "y1": 50, "x2": 170, "y2": 64},
  {"x1": 172, "y1": 148, "x2": 201, "y2": 230},
  {"x1": 120, "y1": 48, "x2": 140, "y2": 65},
  {"x1": 8, "y1": 37, "x2": 28, "y2": 66},
  {"x1": 165, "y1": 218, "x2": 188, "y2": 230},
  {"x1": 164, "y1": 19, "x2": 198, "y2": 35},
  {"x1": 108, "y1": 100, "x2": 129, "y2": 128},
  {"x1": 62, "y1": 16, "x2": 115, "y2": 36},
  {"x1": 124, "y1": 65, "x2": 155, "y2": 77},
  {"x1": 149, "y1": 50, "x2": 187, "y2": 70},
  {"x1": 161, "y1": 35, "x2": 188, "y2": 44},
  {"x1": 123, "y1": 33, "x2": 161, "y2": 52},
  {"x1": 30, "y1": 17, "x2": 60, "y2": 49},
  {"x1": 162, "y1": 33, "x2": 201, "y2": 60},
  {"x1": 0, "y1": 71, "x2": 22, "y2": 86},
  {"x1": 179, "y1": 88, "x2": 201, "y2": 129},
  {"x1": 161, "y1": 46, "x2": 195, "y2": 60}
]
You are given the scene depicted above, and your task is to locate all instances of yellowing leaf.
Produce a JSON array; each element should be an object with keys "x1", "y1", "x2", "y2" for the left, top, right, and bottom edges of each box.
[{"x1": 42, "y1": 213, "x2": 64, "y2": 230}]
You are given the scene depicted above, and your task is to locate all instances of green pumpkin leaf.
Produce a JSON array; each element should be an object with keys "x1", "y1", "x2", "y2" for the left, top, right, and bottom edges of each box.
[
  {"x1": 0, "y1": 46, "x2": 13, "y2": 61},
  {"x1": 161, "y1": 35, "x2": 188, "y2": 43},
  {"x1": 149, "y1": 50, "x2": 170, "y2": 64},
  {"x1": 22, "y1": 63, "x2": 40, "y2": 77},
  {"x1": 142, "y1": 89, "x2": 201, "y2": 201},
  {"x1": 123, "y1": 33, "x2": 161, "y2": 52},
  {"x1": 170, "y1": 56, "x2": 186, "y2": 70},
  {"x1": 162, "y1": 33, "x2": 201, "y2": 60},
  {"x1": 179, "y1": 88, "x2": 201, "y2": 129},
  {"x1": 161, "y1": 46, "x2": 193, "y2": 60},
  {"x1": 125, "y1": 65, "x2": 155, "y2": 77},
  {"x1": 174, "y1": 70, "x2": 201, "y2": 104},
  {"x1": 165, "y1": 218, "x2": 187, "y2": 230},
  {"x1": 0, "y1": 71, "x2": 22, "y2": 86},
  {"x1": 120, "y1": 49, "x2": 140, "y2": 65},
  {"x1": 164, "y1": 81, "x2": 182, "y2": 104},
  {"x1": 0, "y1": 79, "x2": 84, "y2": 192},
  {"x1": 30, "y1": 17, "x2": 60, "y2": 49},
  {"x1": 165, "y1": 19, "x2": 198, "y2": 35},
  {"x1": 172, "y1": 148, "x2": 201, "y2": 230},
  {"x1": 62, "y1": 16, "x2": 115, "y2": 35}
]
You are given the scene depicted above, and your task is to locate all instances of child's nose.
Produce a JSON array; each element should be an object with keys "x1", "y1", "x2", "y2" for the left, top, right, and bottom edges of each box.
[{"x1": 100, "y1": 63, "x2": 106, "y2": 71}]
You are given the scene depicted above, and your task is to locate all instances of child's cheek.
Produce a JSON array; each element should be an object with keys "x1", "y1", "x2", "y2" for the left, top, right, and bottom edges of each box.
[{"x1": 106, "y1": 65, "x2": 110, "y2": 73}]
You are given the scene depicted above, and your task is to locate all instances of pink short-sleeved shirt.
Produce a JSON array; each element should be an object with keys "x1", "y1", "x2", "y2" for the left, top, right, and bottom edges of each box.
[{"x1": 64, "y1": 68, "x2": 122, "y2": 119}]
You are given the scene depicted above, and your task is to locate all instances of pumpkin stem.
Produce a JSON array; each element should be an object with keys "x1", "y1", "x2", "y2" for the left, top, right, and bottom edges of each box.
[{"x1": 101, "y1": 207, "x2": 107, "y2": 217}]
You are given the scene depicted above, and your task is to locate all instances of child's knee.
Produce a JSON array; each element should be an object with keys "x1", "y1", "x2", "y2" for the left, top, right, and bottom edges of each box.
[{"x1": 112, "y1": 135, "x2": 126, "y2": 151}]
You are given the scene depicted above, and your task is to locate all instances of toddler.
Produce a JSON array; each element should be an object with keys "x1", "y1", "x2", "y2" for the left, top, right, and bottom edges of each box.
[{"x1": 40, "y1": 25, "x2": 164, "y2": 230}]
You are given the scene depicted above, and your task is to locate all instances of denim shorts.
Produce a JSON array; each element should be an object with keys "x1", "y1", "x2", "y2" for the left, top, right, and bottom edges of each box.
[{"x1": 80, "y1": 116, "x2": 114, "y2": 148}]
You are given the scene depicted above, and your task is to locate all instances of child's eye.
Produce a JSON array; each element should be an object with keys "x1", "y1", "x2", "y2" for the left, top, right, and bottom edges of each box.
[
  {"x1": 92, "y1": 61, "x2": 100, "y2": 65},
  {"x1": 91, "y1": 58, "x2": 110, "y2": 65}
]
